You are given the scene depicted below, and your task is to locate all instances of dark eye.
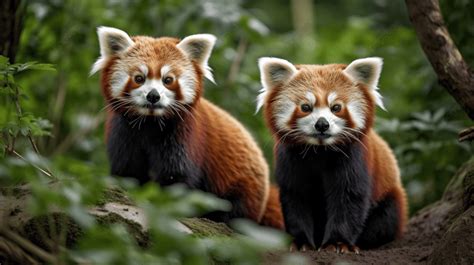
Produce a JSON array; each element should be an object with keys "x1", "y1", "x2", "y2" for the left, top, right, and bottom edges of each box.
[
  {"x1": 301, "y1": 104, "x2": 312, "y2": 113},
  {"x1": 331, "y1": 104, "x2": 342, "y2": 113},
  {"x1": 163, "y1": 76, "x2": 174, "y2": 85},
  {"x1": 134, "y1": 75, "x2": 145, "y2": 84}
]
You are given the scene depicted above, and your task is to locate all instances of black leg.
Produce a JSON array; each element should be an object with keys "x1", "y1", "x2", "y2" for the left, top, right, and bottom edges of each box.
[
  {"x1": 280, "y1": 190, "x2": 316, "y2": 248},
  {"x1": 356, "y1": 194, "x2": 399, "y2": 249},
  {"x1": 321, "y1": 172, "x2": 371, "y2": 247}
]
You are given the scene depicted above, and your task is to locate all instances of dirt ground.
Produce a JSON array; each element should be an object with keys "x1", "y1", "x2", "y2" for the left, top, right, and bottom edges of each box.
[{"x1": 264, "y1": 168, "x2": 474, "y2": 265}]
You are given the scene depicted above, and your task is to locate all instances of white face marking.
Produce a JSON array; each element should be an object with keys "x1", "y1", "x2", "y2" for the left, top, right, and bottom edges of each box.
[
  {"x1": 296, "y1": 107, "x2": 346, "y2": 145},
  {"x1": 160, "y1": 64, "x2": 171, "y2": 77},
  {"x1": 273, "y1": 96, "x2": 297, "y2": 131},
  {"x1": 347, "y1": 101, "x2": 366, "y2": 129},
  {"x1": 110, "y1": 63, "x2": 201, "y2": 116},
  {"x1": 139, "y1": 64, "x2": 148, "y2": 76},
  {"x1": 306, "y1": 91, "x2": 316, "y2": 105},
  {"x1": 129, "y1": 78, "x2": 176, "y2": 115},
  {"x1": 111, "y1": 64, "x2": 149, "y2": 98},
  {"x1": 178, "y1": 70, "x2": 197, "y2": 104},
  {"x1": 327, "y1": 92, "x2": 337, "y2": 105},
  {"x1": 110, "y1": 69, "x2": 129, "y2": 98}
]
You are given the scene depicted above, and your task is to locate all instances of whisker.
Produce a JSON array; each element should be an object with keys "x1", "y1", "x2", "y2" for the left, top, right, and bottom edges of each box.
[
  {"x1": 169, "y1": 105, "x2": 184, "y2": 122},
  {"x1": 173, "y1": 102, "x2": 197, "y2": 123},
  {"x1": 344, "y1": 127, "x2": 368, "y2": 137},
  {"x1": 329, "y1": 144, "x2": 350, "y2": 159},
  {"x1": 301, "y1": 143, "x2": 312, "y2": 159},
  {"x1": 138, "y1": 115, "x2": 146, "y2": 130},
  {"x1": 339, "y1": 129, "x2": 368, "y2": 151},
  {"x1": 101, "y1": 97, "x2": 136, "y2": 113},
  {"x1": 159, "y1": 117, "x2": 165, "y2": 131}
]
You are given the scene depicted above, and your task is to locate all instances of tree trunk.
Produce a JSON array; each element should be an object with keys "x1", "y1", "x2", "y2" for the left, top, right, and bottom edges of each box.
[
  {"x1": 405, "y1": 0, "x2": 474, "y2": 120},
  {"x1": 291, "y1": 0, "x2": 314, "y2": 38},
  {"x1": 290, "y1": 0, "x2": 316, "y2": 62},
  {"x1": 0, "y1": 0, "x2": 25, "y2": 63}
]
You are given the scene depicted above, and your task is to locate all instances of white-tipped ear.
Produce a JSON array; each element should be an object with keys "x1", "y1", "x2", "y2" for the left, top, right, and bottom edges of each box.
[
  {"x1": 343, "y1": 57, "x2": 385, "y2": 110},
  {"x1": 256, "y1": 57, "x2": 297, "y2": 112},
  {"x1": 343, "y1": 57, "x2": 383, "y2": 87},
  {"x1": 177, "y1": 34, "x2": 216, "y2": 83},
  {"x1": 259, "y1": 57, "x2": 297, "y2": 89},
  {"x1": 98, "y1": 26, "x2": 134, "y2": 57},
  {"x1": 90, "y1": 26, "x2": 134, "y2": 75}
]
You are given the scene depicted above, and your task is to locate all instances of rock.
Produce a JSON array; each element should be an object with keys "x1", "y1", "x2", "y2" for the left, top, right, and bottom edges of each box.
[{"x1": 428, "y1": 206, "x2": 474, "y2": 265}]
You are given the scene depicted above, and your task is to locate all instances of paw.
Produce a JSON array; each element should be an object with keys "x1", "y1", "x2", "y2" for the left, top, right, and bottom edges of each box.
[
  {"x1": 289, "y1": 242, "x2": 314, "y2": 252},
  {"x1": 289, "y1": 242, "x2": 298, "y2": 252},
  {"x1": 318, "y1": 242, "x2": 360, "y2": 254}
]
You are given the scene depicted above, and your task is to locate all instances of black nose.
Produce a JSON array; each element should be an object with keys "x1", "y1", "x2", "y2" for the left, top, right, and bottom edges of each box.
[
  {"x1": 146, "y1": 89, "x2": 160, "y2": 104},
  {"x1": 315, "y1": 118, "x2": 330, "y2": 132}
]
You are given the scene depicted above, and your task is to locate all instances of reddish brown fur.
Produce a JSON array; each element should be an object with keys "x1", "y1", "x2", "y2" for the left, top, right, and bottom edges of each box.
[
  {"x1": 260, "y1": 185, "x2": 285, "y2": 229},
  {"x1": 363, "y1": 130, "x2": 408, "y2": 236},
  {"x1": 191, "y1": 99, "x2": 270, "y2": 221},
  {"x1": 101, "y1": 35, "x2": 284, "y2": 227}
]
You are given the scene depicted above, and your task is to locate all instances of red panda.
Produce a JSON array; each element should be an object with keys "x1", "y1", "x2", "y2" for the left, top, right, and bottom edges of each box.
[
  {"x1": 91, "y1": 26, "x2": 283, "y2": 228},
  {"x1": 257, "y1": 57, "x2": 408, "y2": 252}
]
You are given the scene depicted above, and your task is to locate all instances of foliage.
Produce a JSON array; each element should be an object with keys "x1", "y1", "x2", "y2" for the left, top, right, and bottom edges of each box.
[
  {"x1": 0, "y1": 55, "x2": 54, "y2": 157},
  {"x1": 0, "y1": 0, "x2": 472, "y2": 262},
  {"x1": 441, "y1": 0, "x2": 474, "y2": 63},
  {"x1": 378, "y1": 109, "x2": 470, "y2": 207}
]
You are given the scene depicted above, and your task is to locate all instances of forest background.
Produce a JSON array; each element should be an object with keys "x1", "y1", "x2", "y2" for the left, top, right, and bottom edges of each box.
[{"x1": 0, "y1": 0, "x2": 472, "y2": 264}]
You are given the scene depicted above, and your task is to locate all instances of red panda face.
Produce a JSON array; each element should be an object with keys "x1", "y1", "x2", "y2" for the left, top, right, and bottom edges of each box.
[
  {"x1": 91, "y1": 27, "x2": 216, "y2": 117},
  {"x1": 257, "y1": 57, "x2": 385, "y2": 146}
]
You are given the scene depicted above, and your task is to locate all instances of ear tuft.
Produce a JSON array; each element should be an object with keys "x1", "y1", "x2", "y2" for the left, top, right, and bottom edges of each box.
[
  {"x1": 98, "y1": 26, "x2": 134, "y2": 57},
  {"x1": 177, "y1": 34, "x2": 216, "y2": 83},
  {"x1": 256, "y1": 57, "x2": 297, "y2": 112},
  {"x1": 259, "y1": 57, "x2": 297, "y2": 89},
  {"x1": 343, "y1": 57, "x2": 383, "y2": 87},
  {"x1": 343, "y1": 57, "x2": 385, "y2": 110},
  {"x1": 90, "y1": 26, "x2": 134, "y2": 75}
]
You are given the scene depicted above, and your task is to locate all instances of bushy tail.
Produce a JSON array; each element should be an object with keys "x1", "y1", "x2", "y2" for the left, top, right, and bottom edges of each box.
[{"x1": 259, "y1": 184, "x2": 285, "y2": 230}]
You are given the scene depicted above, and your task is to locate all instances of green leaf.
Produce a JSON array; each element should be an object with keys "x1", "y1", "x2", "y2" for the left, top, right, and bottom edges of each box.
[
  {"x1": 20, "y1": 126, "x2": 30, "y2": 136},
  {"x1": 20, "y1": 93, "x2": 29, "y2": 100},
  {"x1": 25, "y1": 63, "x2": 56, "y2": 72},
  {"x1": 0, "y1": 55, "x2": 9, "y2": 70},
  {"x1": 0, "y1": 136, "x2": 6, "y2": 157},
  {"x1": 8, "y1": 61, "x2": 56, "y2": 74}
]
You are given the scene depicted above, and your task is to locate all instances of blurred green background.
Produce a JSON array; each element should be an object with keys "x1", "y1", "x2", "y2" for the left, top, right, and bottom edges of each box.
[{"x1": 3, "y1": 0, "x2": 473, "y2": 214}]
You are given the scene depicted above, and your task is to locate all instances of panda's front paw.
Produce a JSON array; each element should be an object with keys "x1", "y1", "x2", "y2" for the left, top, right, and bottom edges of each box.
[{"x1": 319, "y1": 242, "x2": 360, "y2": 254}]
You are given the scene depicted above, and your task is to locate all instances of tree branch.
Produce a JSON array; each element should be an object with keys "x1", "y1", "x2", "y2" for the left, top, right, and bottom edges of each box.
[
  {"x1": 226, "y1": 37, "x2": 247, "y2": 84},
  {"x1": 0, "y1": 236, "x2": 41, "y2": 265},
  {"x1": 0, "y1": 0, "x2": 26, "y2": 63},
  {"x1": 10, "y1": 149, "x2": 55, "y2": 179},
  {"x1": 459, "y1": 126, "x2": 474, "y2": 142},
  {"x1": 0, "y1": 228, "x2": 56, "y2": 264},
  {"x1": 405, "y1": 0, "x2": 474, "y2": 120}
]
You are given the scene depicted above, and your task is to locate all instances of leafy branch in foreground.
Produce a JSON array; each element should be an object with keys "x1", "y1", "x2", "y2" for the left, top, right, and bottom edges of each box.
[
  {"x1": 0, "y1": 55, "x2": 54, "y2": 158},
  {"x1": 0, "y1": 56, "x2": 292, "y2": 265}
]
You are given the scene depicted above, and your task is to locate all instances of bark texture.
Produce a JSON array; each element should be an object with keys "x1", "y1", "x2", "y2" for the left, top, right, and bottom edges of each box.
[
  {"x1": 0, "y1": 0, "x2": 25, "y2": 63},
  {"x1": 406, "y1": 0, "x2": 474, "y2": 120}
]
